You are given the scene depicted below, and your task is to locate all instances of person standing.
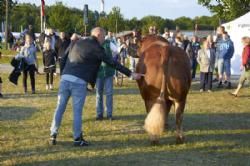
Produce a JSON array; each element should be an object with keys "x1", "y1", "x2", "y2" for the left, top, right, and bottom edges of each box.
[
  {"x1": 27, "y1": 25, "x2": 36, "y2": 42},
  {"x1": 43, "y1": 37, "x2": 57, "y2": 90},
  {"x1": 49, "y1": 27, "x2": 142, "y2": 146},
  {"x1": 197, "y1": 40, "x2": 216, "y2": 92},
  {"x1": 230, "y1": 37, "x2": 250, "y2": 96},
  {"x1": 128, "y1": 37, "x2": 139, "y2": 73},
  {"x1": 20, "y1": 34, "x2": 38, "y2": 94},
  {"x1": 96, "y1": 38, "x2": 118, "y2": 120},
  {"x1": 190, "y1": 36, "x2": 201, "y2": 79},
  {"x1": 56, "y1": 32, "x2": 71, "y2": 74},
  {"x1": 216, "y1": 32, "x2": 234, "y2": 88}
]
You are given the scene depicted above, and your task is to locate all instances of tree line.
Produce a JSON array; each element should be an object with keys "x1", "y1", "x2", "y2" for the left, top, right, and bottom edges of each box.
[{"x1": 0, "y1": 1, "x2": 249, "y2": 35}]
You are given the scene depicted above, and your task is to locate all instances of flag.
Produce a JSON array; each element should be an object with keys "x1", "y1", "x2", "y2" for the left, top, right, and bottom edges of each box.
[{"x1": 41, "y1": 0, "x2": 45, "y2": 17}]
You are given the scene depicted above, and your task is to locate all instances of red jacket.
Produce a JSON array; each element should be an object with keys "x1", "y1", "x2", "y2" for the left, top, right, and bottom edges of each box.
[{"x1": 242, "y1": 45, "x2": 250, "y2": 65}]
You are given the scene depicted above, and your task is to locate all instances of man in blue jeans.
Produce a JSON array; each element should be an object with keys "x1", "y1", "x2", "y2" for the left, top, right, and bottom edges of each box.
[
  {"x1": 216, "y1": 32, "x2": 234, "y2": 88},
  {"x1": 50, "y1": 27, "x2": 142, "y2": 146},
  {"x1": 96, "y1": 38, "x2": 118, "y2": 120}
]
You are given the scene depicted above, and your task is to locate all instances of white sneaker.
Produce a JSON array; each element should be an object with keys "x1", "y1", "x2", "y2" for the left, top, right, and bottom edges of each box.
[
  {"x1": 50, "y1": 84, "x2": 53, "y2": 90},
  {"x1": 46, "y1": 85, "x2": 49, "y2": 90},
  {"x1": 199, "y1": 89, "x2": 204, "y2": 92}
]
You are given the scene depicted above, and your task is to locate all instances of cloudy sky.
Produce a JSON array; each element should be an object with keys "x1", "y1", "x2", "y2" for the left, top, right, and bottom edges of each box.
[{"x1": 18, "y1": 0, "x2": 212, "y2": 19}]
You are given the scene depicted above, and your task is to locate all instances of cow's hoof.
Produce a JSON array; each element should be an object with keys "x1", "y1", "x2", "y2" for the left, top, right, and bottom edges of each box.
[
  {"x1": 150, "y1": 140, "x2": 159, "y2": 146},
  {"x1": 176, "y1": 136, "x2": 185, "y2": 144}
]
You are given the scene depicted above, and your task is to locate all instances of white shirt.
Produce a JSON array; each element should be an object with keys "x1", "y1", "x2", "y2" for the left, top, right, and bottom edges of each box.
[{"x1": 206, "y1": 49, "x2": 211, "y2": 59}]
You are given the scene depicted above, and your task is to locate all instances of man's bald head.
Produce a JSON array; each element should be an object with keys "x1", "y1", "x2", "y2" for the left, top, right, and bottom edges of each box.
[{"x1": 91, "y1": 27, "x2": 106, "y2": 44}]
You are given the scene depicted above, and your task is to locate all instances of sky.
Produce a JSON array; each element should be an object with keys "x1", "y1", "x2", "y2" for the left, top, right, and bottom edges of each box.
[{"x1": 18, "y1": 0, "x2": 212, "y2": 19}]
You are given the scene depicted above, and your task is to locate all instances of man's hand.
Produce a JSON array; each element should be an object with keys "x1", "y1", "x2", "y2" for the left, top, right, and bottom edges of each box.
[
  {"x1": 131, "y1": 72, "x2": 144, "y2": 80},
  {"x1": 240, "y1": 64, "x2": 243, "y2": 71}
]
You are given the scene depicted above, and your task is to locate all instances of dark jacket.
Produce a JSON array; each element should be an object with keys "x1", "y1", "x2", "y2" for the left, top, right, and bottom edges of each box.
[
  {"x1": 56, "y1": 38, "x2": 71, "y2": 60},
  {"x1": 61, "y1": 36, "x2": 132, "y2": 86},
  {"x1": 97, "y1": 40, "x2": 116, "y2": 78},
  {"x1": 9, "y1": 57, "x2": 27, "y2": 85},
  {"x1": 43, "y1": 49, "x2": 57, "y2": 73}
]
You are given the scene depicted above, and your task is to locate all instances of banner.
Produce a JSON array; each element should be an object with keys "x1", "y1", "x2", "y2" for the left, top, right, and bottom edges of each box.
[{"x1": 223, "y1": 12, "x2": 250, "y2": 75}]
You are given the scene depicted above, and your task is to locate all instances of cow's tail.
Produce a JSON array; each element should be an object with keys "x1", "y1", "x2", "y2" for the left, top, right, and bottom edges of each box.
[{"x1": 144, "y1": 46, "x2": 167, "y2": 143}]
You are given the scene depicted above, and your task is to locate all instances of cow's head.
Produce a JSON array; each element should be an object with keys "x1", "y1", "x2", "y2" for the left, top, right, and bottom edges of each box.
[{"x1": 137, "y1": 35, "x2": 169, "y2": 57}]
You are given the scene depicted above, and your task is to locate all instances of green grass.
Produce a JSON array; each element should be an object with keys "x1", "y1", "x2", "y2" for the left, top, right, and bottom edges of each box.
[
  {"x1": 0, "y1": 50, "x2": 43, "y2": 65},
  {"x1": 0, "y1": 73, "x2": 250, "y2": 165}
]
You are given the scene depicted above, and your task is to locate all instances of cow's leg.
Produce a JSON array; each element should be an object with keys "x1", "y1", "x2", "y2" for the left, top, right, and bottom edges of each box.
[
  {"x1": 165, "y1": 100, "x2": 173, "y2": 130},
  {"x1": 174, "y1": 100, "x2": 186, "y2": 144}
]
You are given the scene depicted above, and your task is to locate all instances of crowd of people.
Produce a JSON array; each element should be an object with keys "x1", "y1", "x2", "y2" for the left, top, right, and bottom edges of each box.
[{"x1": 0, "y1": 24, "x2": 250, "y2": 146}]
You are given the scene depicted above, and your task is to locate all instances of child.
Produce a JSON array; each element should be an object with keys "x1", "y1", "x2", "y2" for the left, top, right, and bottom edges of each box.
[
  {"x1": 43, "y1": 37, "x2": 57, "y2": 90},
  {"x1": 20, "y1": 34, "x2": 38, "y2": 94}
]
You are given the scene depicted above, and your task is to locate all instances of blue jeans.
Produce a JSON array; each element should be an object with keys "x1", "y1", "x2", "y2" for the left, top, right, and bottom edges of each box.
[
  {"x1": 224, "y1": 59, "x2": 231, "y2": 77},
  {"x1": 96, "y1": 76, "x2": 113, "y2": 118},
  {"x1": 217, "y1": 58, "x2": 224, "y2": 76},
  {"x1": 50, "y1": 79, "x2": 87, "y2": 139},
  {"x1": 192, "y1": 58, "x2": 198, "y2": 79}
]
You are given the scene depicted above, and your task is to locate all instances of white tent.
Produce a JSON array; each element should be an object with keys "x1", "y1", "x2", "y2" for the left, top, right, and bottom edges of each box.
[{"x1": 223, "y1": 12, "x2": 250, "y2": 75}]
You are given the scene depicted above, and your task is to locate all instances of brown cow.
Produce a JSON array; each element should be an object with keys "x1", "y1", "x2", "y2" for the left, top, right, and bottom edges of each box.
[{"x1": 136, "y1": 35, "x2": 191, "y2": 144}]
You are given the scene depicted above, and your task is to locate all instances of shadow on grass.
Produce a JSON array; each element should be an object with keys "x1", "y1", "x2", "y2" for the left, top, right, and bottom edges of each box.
[
  {"x1": 2, "y1": 92, "x2": 58, "y2": 99},
  {"x1": 0, "y1": 106, "x2": 39, "y2": 121},
  {"x1": 189, "y1": 81, "x2": 239, "y2": 93},
  {"x1": 9, "y1": 132, "x2": 250, "y2": 166},
  {"x1": 1, "y1": 88, "x2": 140, "y2": 99},
  {"x1": 1, "y1": 112, "x2": 250, "y2": 165}
]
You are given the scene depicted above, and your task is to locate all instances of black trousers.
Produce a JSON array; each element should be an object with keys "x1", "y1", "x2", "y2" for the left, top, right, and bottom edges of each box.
[
  {"x1": 46, "y1": 72, "x2": 54, "y2": 85},
  {"x1": 23, "y1": 65, "x2": 36, "y2": 92},
  {"x1": 200, "y1": 72, "x2": 213, "y2": 90}
]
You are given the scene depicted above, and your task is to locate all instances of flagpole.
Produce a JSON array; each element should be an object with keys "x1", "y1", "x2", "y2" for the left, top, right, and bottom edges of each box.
[{"x1": 40, "y1": 1, "x2": 43, "y2": 32}]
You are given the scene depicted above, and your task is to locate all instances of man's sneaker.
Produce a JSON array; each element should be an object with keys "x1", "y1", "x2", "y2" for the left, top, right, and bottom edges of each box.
[
  {"x1": 46, "y1": 84, "x2": 49, "y2": 90},
  {"x1": 212, "y1": 78, "x2": 218, "y2": 82},
  {"x1": 50, "y1": 134, "x2": 57, "y2": 145},
  {"x1": 226, "y1": 82, "x2": 232, "y2": 89},
  {"x1": 74, "y1": 135, "x2": 89, "y2": 146},
  {"x1": 0, "y1": 93, "x2": 3, "y2": 98},
  {"x1": 50, "y1": 84, "x2": 54, "y2": 90},
  {"x1": 199, "y1": 89, "x2": 204, "y2": 92},
  {"x1": 96, "y1": 116, "x2": 103, "y2": 121},
  {"x1": 217, "y1": 81, "x2": 223, "y2": 88}
]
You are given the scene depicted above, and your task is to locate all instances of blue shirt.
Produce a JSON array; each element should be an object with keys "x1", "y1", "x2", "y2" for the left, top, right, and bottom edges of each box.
[{"x1": 61, "y1": 74, "x2": 86, "y2": 85}]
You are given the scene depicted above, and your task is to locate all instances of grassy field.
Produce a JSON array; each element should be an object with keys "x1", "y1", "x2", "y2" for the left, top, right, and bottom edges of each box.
[
  {"x1": 0, "y1": 73, "x2": 250, "y2": 166},
  {"x1": 0, "y1": 49, "x2": 43, "y2": 64}
]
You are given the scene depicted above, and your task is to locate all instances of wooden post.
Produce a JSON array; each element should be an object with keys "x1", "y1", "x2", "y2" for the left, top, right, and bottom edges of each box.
[{"x1": 5, "y1": 0, "x2": 8, "y2": 49}]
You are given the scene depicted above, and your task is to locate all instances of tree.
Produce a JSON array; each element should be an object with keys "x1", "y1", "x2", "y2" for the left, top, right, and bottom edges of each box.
[
  {"x1": 124, "y1": 17, "x2": 141, "y2": 31},
  {"x1": 198, "y1": 0, "x2": 250, "y2": 21},
  {"x1": 0, "y1": 0, "x2": 16, "y2": 23},
  {"x1": 140, "y1": 15, "x2": 165, "y2": 35},
  {"x1": 10, "y1": 3, "x2": 40, "y2": 32},
  {"x1": 174, "y1": 16, "x2": 194, "y2": 30},
  {"x1": 47, "y1": 2, "x2": 74, "y2": 32}
]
